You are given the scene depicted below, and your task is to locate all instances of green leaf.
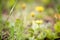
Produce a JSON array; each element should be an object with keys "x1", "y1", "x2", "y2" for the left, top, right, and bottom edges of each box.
[
  {"x1": 8, "y1": 27, "x2": 14, "y2": 40},
  {"x1": 7, "y1": 0, "x2": 16, "y2": 8}
]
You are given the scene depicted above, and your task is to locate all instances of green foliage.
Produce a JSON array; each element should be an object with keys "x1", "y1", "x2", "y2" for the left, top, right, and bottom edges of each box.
[
  {"x1": 57, "y1": 5, "x2": 60, "y2": 13},
  {"x1": 46, "y1": 8, "x2": 54, "y2": 16},
  {"x1": 0, "y1": 0, "x2": 60, "y2": 40},
  {"x1": 42, "y1": 0, "x2": 51, "y2": 5},
  {"x1": 14, "y1": 19, "x2": 25, "y2": 40},
  {"x1": 9, "y1": 27, "x2": 14, "y2": 40},
  {"x1": 0, "y1": 1, "x2": 3, "y2": 40},
  {"x1": 7, "y1": 0, "x2": 16, "y2": 8},
  {"x1": 44, "y1": 29, "x2": 57, "y2": 40},
  {"x1": 0, "y1": 0, "x2": 2, "y2": 23},
  {"x1": 36, "y1": 14, "x2": 43, "y2": 19},
  {"x1": 28, "y1": 28, "x2": 34, "y2": 37},
  {"x1": 54, "y1": 21, "x2": 60, "y2": 32}
]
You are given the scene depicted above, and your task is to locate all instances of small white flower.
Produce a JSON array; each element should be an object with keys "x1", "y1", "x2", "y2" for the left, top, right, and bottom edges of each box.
[{"x1": 32, "y1": 20, "x2": 39, "y2": 30}]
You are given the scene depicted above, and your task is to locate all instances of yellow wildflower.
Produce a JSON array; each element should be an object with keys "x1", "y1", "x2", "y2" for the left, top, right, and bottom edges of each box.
[
  {"x1": 35, "y1": 6, "x2": 44, "y2": 12},
  {"x1": 30, "y1": 12, "x2": 35, "y2": 17},
  {"x1": 21, "y1": 3, "x2": 26, "y2": 10},
  {"x1": 35, "y1": 20, "x2": 43, "y2": 24}
]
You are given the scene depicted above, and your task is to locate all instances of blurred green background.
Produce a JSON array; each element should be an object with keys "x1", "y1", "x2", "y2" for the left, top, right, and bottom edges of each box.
[{"x1": 0, "y1": 0, "x2": 60, "y2": 40}]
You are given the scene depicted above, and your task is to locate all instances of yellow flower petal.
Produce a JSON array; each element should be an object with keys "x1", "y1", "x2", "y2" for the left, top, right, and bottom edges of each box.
[
  {"x1": 35, "y1": 6, "x2": 44, "y2": 12},
  {"x1": 35, "y1": 20, "x2": 43, "y2": 24}
]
